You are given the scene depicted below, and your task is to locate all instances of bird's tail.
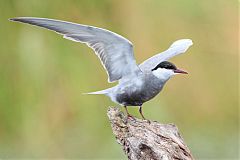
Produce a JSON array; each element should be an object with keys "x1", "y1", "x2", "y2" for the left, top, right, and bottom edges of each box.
[{"x1": 83, "y1": 88, "x2": 112, "y2": 95}]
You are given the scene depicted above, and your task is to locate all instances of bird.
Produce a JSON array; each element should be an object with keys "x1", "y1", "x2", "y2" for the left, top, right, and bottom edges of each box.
[{"x1": 10, "y1": 17, "x2": 193, "y2": 119}]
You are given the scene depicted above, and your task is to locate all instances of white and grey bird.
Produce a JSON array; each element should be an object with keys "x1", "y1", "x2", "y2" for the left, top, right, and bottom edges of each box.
[{"x1": 10, "y1": 17, "x2": 193, "y2": 119}]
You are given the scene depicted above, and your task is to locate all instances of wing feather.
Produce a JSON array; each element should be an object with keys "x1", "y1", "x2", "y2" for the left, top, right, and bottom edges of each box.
[
  {"x1": 139, "y1": 39, "x2": 193, "y2": 71},
  {"x1": 10, "y1": 17, "x2": 140, "y2": 82}
]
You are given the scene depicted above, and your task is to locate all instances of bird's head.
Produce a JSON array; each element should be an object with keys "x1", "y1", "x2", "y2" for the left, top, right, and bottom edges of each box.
[{"x1": 151, "y1": 61, "x2": 188, "y2": 82}]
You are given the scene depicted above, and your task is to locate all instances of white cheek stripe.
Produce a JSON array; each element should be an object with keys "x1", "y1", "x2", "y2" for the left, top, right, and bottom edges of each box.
[{"x1": 152, "y1": 68, "x2": 174, "y2": 80}]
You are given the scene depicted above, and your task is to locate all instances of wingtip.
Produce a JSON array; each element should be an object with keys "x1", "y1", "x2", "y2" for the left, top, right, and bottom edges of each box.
[
  {"x1": 9, "y1": 17, "x2": 23, "y2": 22},
  {"x1": 179, "y1": 39, "x2": 193, "y2": 45},
  {"x1": 171, "y1": 39, "x2": 193, "y2": 47},
  {"x1": 9, "y1": 18, "x2": 16, "y2": 21},
  {"x1": 9, "y1": 17, "x2": 33, "y2": 22},
  {"x1": 186, "y1": 39, "x2": 193, "y2": 45}
]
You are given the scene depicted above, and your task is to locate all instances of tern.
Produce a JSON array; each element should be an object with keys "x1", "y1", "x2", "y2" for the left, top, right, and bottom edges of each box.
[{"x1": 10, "y1": 17, "x2": 193, "y2": 119}]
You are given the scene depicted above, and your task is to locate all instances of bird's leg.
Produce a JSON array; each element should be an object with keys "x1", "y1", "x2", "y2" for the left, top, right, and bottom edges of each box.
[
  {"x1": 124, "y1": 106, "x2": 134, "y2": 118},
  {"x1": 139, "y1": 105, "x2": 146, "y2": 120}
]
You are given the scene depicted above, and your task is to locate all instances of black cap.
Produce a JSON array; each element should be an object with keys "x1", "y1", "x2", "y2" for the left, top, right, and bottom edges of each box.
[{"x1": 151, "y1": 61, "x2": 177, "y2": 71}]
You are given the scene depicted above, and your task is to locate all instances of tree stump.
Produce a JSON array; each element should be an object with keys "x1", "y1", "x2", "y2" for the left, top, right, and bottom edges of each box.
[{"x1": 107, "y1": 107, "x2": 194, "y2": 160}]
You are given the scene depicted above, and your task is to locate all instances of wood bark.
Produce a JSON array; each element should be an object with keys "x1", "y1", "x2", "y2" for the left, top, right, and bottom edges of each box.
[{"x1": 107, "y1": 107, "x2": 194, "y2": 160}]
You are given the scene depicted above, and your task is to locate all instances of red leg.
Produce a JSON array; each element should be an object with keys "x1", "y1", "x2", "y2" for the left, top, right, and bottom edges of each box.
[
  {"x1": 124, "y1": 106, "x2": 134, "y2": 118},
  {"x1": 139, "y1": 105, "x2": 146, "y2": 120}
]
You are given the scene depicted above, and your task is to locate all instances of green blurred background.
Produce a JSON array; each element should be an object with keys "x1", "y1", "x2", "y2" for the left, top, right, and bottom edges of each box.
[{"x1": 0, "y1": 0, "x2": 238, "y2": 159}]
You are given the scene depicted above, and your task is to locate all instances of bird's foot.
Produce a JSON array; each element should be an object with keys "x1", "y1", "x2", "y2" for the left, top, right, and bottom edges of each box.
[
  {"x1": 144, "y1": 119, "x2": 151, "y2": 124},
  {"x1": 140, "y1": 117, "x2": 150, "y2": 124},
  {"x1": 127, "y1": 114, "x2": 135, "y2": 120}
]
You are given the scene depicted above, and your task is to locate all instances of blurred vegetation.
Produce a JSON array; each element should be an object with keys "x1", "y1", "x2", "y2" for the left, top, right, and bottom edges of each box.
[{"x1": 0, "y1": 0, "x2": 238, "y2": 159}]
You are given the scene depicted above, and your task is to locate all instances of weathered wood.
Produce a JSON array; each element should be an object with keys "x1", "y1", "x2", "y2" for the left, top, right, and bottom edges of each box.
[{"x1": 107, "y1": 107, "x2": 194, "y2": 160}]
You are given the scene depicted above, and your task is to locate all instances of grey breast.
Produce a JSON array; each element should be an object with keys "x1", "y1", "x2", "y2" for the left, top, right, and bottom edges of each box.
[{"x1": 115, "y1": 73, "x2": 163, "y2": 106}]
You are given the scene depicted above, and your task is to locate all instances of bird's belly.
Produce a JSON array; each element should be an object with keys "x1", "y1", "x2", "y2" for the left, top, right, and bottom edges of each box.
[
  {"x1": 115, "y1": 85, "x2": 162, "y2": 106},
  {"x1": 115, "y1": 91, "x2": 144, "y2": 106}
]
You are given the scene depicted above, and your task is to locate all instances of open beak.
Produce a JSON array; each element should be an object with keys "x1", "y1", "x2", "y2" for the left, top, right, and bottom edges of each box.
[{"x1": 174, "y1": 68, "x2": 188, "y2": 74}]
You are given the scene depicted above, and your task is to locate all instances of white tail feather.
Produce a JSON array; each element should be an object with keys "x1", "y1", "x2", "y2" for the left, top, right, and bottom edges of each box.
[{"x1": 83, "y1": 88, "x2": 111, "y2": 95}]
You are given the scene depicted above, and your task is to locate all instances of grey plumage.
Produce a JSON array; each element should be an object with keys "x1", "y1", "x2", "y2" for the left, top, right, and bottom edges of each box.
[
  {"x1": 139, "y1": 39, "x2": 193, "y2": 72},
  {"x1": 10, "y1": 17, "x2": 140, "y2": 82},
  {"x1": 114, "y1": 73, "x2": 164, "y2": 106},
  {"x1": 10, "y1": 17, "x2": 193, "y2": 119}
]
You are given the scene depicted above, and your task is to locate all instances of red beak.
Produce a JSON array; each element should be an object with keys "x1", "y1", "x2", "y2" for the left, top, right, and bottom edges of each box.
[{"x1": 174, "y1": 68, "x2": 188, "y2": 74}]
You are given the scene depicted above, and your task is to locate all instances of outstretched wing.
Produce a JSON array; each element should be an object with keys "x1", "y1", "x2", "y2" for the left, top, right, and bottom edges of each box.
[
  {"x1": 139, "y1": 39, "x2": 193, "y2": 72},
  {"x1": 10, "y1": 17, "x2": 141, "y2": 82}
]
